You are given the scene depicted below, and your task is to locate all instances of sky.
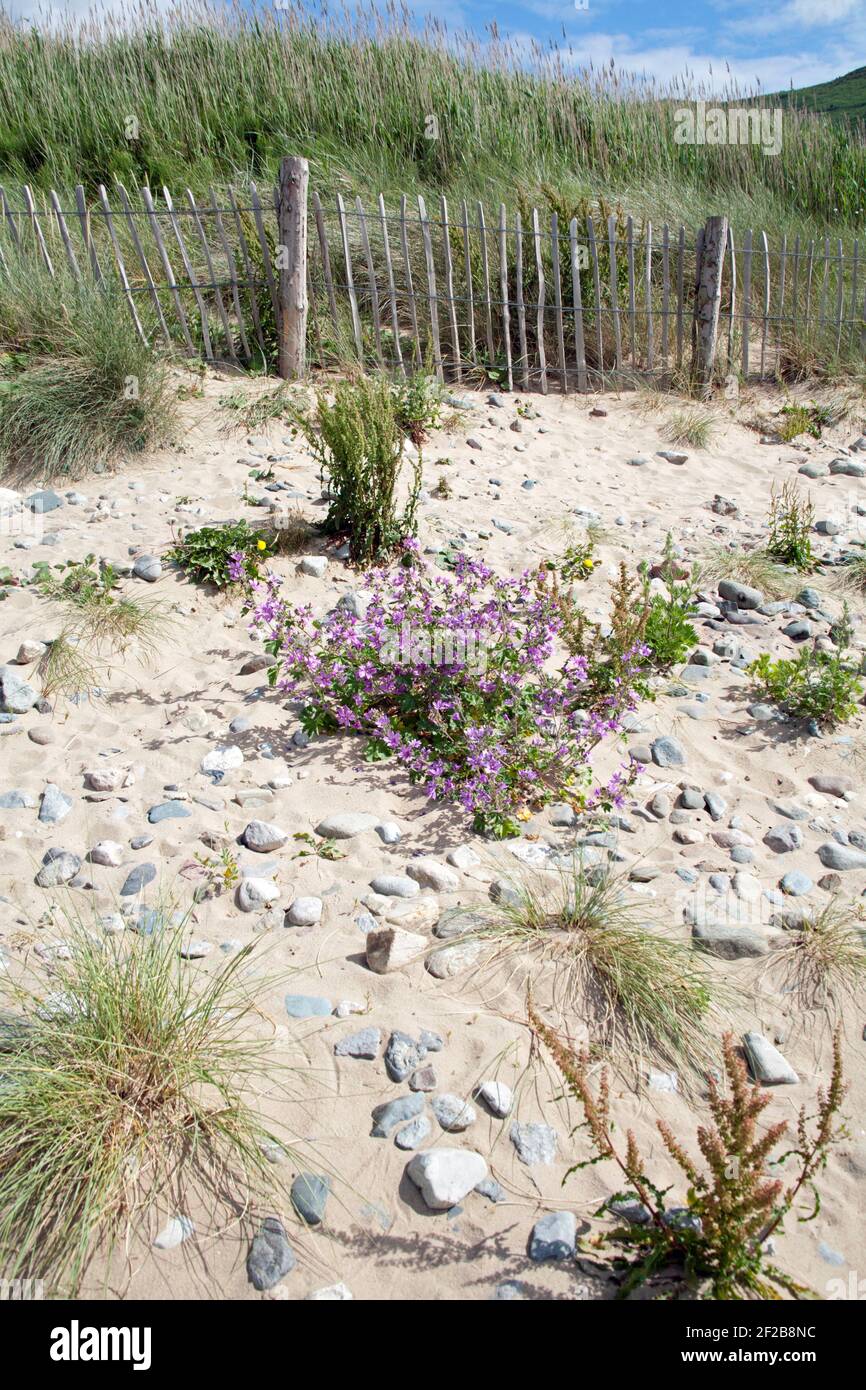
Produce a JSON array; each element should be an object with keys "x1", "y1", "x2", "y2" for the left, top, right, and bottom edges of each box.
[{"x1": 4, "y1": 0, "x2": 865, "y2": 95}]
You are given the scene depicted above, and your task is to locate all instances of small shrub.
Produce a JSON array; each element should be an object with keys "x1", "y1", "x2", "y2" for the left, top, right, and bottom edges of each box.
[
  {"x1": 558, "y1": 563, "x2": 652, "y2": 703},
  {"x1": 240, "y1": 542, "x2": 648, "y2": 837},
  {"x1": 530, "y1": 1009, "x2": 847, "y2": 1300},
  {"x1": 289, "y1": 375, "x2": 420, "y2": 566},
  {"x1": 558, "y1": 535, "x2": 596, "y2": 583},
  {"x1": 778, "y1": 401, "x2": 834, "y2": 442},
  {"x1": 0, "y1": 921, "x2": 300, "y2": 1291},
  {"x1": 639, "y1": 534, "x2": 698, "y2": 671},
  {"x1": 391, "y1": 370, "x2": 444, "y2": 445},
  {"x1": 748, "y1": 648, "x2": 863, "y2": 727},
  {"x1": 167, "y1": 519, "x2": 269, "y2": 588},
  {"x1": 766, "y1": 480, "x2": 816, "y2": 573}
]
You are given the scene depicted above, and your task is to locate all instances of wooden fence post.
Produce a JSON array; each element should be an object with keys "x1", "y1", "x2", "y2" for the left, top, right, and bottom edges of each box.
[
  {"x1": 277, "y1": 156, "x2": 309, "y2": 380},
  {"x1": 692, "y1": 214, "x2": 728, "y2": 395}
]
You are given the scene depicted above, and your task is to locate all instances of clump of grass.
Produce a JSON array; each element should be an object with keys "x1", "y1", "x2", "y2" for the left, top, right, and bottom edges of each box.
[
  {"x1": 767, "y1": 900, "x2": 866, "y2": 1018},
  {"x1": 776, "y1": 400, "x2": 836, "y2": 441},
  {"x1": 664, "y1": 408, "x2": 716, "y2": 450},
  {"x1": 289, "y1": 375, "x2": 420, "y2": 566},
  {"x1": 699, "y1": 543, "x2": 799, "y2": 600},
  {"x1": 0, "y1": 261, "x2": 175, "y2": 481},
  {"x1": 766, "y1": 480, "x2": 816, "y2": 573},
  {"x1": 473, "y1": 862, "x2": 723, "y2": 1086},
  {"x1": 219, "y1": 383, "x2": 303, "y2": 433},
  {"x1": 0, "y1": 920, "x2": 300, "y2": 1292},
  {"x1": 747, "y1": 647, "x2": 863, "y2": 727},
  {"x1": 530, "y1": 1009, "x2": 847, "y2": 1300}
]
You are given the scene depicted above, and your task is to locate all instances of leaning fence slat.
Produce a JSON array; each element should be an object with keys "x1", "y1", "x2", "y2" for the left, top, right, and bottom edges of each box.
[
  {"x1": 726, "y1": 225, "x2": 736, "y2": 372},
  {"x1": 477, "y1": 201, "x2": 495, "y2": 367},
  {"x1": 355, "y1": 196, "x2": 384, "y2": 368},
  {"x1": 834, "y1": 239, "x2": 844, "y2": 353},
  {"x1": 741, "y1": 228, "x2": 752, "y2": 378},
  {"x1": 116, "y1": 182, "x2": 171, "y2": 344},
  {"x1": 399, "y1": 194, "x2": 422, "y2": 369},
  {"x1": 248, "y1": 181, "x2": 279, "y2": 328},
  {"x1": 378, "y1": 193, "x2": 404, "y2": 376},
  {"x1": 759, "y1": 230, "x2": 770, "y2": 380},
  {"x1": 850, "y1": 241, "x2": 860, "y2": 351},
  {"x1": 98, "y1": 184, "x2": 146, "y2": 343},
  {"x1": 586, "y1": 215, "x2": 603, "y2": 370},
  {"x1": 675, "y1": 225, "x2": 685, "y2": 368},
  {"x1": 162, "y1": 185, "x2": 213, "y2": 360},
  {"x1": 140, "y1": 184, "x2": 194, "y2": 354},
  {"x1": 569, "y1": 216, "x2": 587, "y2": 391},
  {"x1": 187, "y1": 188, "x2": 238, "y2": 365},
  {"x1": 418, "y1": 195, "x2": 443, "y2": 381},
  {"x1": 645, "y1": 220, "x2": 654, "y2": 371},
  {"x1": 311, "y1": 189, "x2": 339, "y2": 352},
  {"x1": 460, "y1": 199, "x2": 476, "y2": 365},
  {"x1": 626, "y1": 215, "x2": 636, "y2": 366},
  {"x1": 804, "y1": 239, "x2": 815, "y2": 327},
  {"x1": 531, "y1": 206, "x2": 548, "y2": 394},
  {"x1": 208, "y1": 186, "x2": 251, "y2": 363},
  {"x1": 776, "y1": 233, "x2": 787, "y2": 366},
  {"x1": 791, "y1": 233, "x2": 801, "y2": 334},
  {"x1": 336, "y1": 192, "x2": 363, "y2": 361},
  {"x1": 22, "y1": 185, "x2": 53, "y2": 275},
  {"x1": 514, "y1": 210, "x2": 529, "y2": 390},
  {"x1": 550, "y1": 212, "x2": 568, "y2": 393},
  {"x1": 440, "y1": 195, "x2": 461, "y2": 380},
  {"x1": 49, "y1": 189, "x2": 81, "y2": 279},
  {"x1": 226, "y1": 184, "x2": 268, "y2": 363},
  {"x1": 608, "y1": 214, "x2": 622, "y2": 370},
  {"x1": 661, "y1": 223, "x2": 670, "y2": 362},
  {"x1": 0, "y1": 187, "x2": 20, "y2": 249},
  {"x1": 818, "y1": 236, "x2": 830, "y2": 328},
  {"x1": 75, "y1": 185, "x2": 102, "y2": 282},
  {"x1": 498, "y1": 203, "x2": 513, "y2": 392}
]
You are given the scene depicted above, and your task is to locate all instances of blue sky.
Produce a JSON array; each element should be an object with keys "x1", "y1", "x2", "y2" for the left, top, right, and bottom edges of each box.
[{"x1": 6, "y1": 0, "x2": 866, "y2": 94}]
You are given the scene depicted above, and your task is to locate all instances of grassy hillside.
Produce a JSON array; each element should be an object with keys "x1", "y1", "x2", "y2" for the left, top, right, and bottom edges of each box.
[
  {"x1": 0, "y1": 1, "x2": 862, "y2": 242},
  {"x1": 780, "y1": 66, "x2": 866, "y2": 124}
]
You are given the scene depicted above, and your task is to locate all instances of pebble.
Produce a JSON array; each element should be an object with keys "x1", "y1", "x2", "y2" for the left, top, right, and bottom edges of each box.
[
  {"x1": 0, "y1": 666, "x2": 38, "y2": 714},
  {"x1": 371, "y1": 1093, "x2": 425, "y2": 1137},
  {"x1": 369, "y1": 874, "x2": 419, "y2": 898},
  {"x1": 717, "y1": 578, "x2": 763, "y2": 609},
  {"x1": 529, "y1": 1211, "x2": 577, "y2": 1261},
  {"x1": 35, "y1": 849, "x2": 82, "y2": 888},
  {"x1": 742, "y1": 1032, "x2": 799, "y2": 1085},
  {"x1": 247, "y1": 1218, "x2": 296, "y2": 1290},
  {"x1": 375, "y1": 821, "x2": 402, "y2": 844},
  {"x1": 431, "y1": 1094, "x2": 477, "y2": 1131},
  {"x1": 152, "y1": 1215, "x2": 194, "y2": 1250},
  {"x1": 284, "y1": 994, "x2": 332, "y2": 1019},
  {"x1": 286, "y1": 895, "x2": 323, "y2": 926},
  {"x1": 335, "y1": 1027, "x2": 381, "y2": 1059},
  {"x1": 366, "y1": 925, "x2": 426, "y2": 973},
  {"x1": 477, "y1": 1080, "x2": 513, "y2": 1117},
  {"x1": 384, "y1": 1030, "x2": 426, "y2": 1081},
  {"x1": 237, "y1": 877, "x2": 280, "y2": 911},
  {"x1": 394, "y1": 1114, "x2": 432, "y2": 1149},
  {"x1": 510, "y1": 1121, "x2": 558, "y2": 1165},
  {"x1": 132, "y1": 554, "x2": 162, "y2": 583},
  {"x1": 817, "y1": 843, "x2": 866, "y2": 871},
  {"x1": 200, "y1": 745, "x2": 244, "y2": 775},
  {"x1": 120, "y1": 863, "x2": 157, "y2": 896},
  {"x1": 306, "y1": 1283, "x2": 353, "y2": 1301},
  {"x1": 780, "y1": 870, "x2": 813, "y2": 896},
  {"x1": 406, "y1": 1149, "x2": 488, "y2": 1209},
  {"x1": 148, "y1": 800, "x2": 191, "y2": 824},
  {"x1": 290, "y1": 1173, "x2": 330, "y2": 1225},
  {"x1": 406, "y1": 857, "x2": 459, "y2": 892},
  {"x1": 650, "y1": 736, "x2": 686, "y2": 768},
  {"x1": 764, "y1": 824, "x2": 803, "y2": 853},
  {"x1": 315, "y1": 812, "x2": 378, "y2": 839}
]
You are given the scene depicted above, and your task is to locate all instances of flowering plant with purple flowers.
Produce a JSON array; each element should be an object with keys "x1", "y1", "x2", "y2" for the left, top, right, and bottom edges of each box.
[{"x1": 235, "y1": 541, "x2": 649, "y2": 837}]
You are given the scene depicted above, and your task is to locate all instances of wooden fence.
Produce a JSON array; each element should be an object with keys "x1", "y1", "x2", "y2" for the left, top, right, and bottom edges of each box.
[{"x1": 1, "y1": 156, "x2": 863, "y2": 391}]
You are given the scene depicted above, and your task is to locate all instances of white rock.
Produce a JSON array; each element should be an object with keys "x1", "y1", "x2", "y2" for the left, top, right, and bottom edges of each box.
[
  {"x1": 299, "y1": 556, "x2": 328, "y2": 578},
  {"x1": 370, "y1": 874, "x2": 419, "y2": 898},
  {"x1": 477, "y1": 1080, "x2": 513, "y2": 1117},
  {"x1": 180, "y1": 939, "x2": 212, "y2": 958},
  {"x1": 15, "y1": 640, "x2": 47, "y2": 664},
  {"x1": 365, "y1": 925, "x2": 426, "y2": 973},
  {"x1": 446, "y1": 845, "x2": 481, "y2": 870},
  {"x1": 243, "y1": 819, "x2": 288, "y2": 852},
  {"x1": 315, "y1": 812, "x2": 379, "y2": 839},
  {"x1": 200, "y1": 745, "x2": 244, "y2": 775},
  {"x1": 306, "y1": 1282, "x2": 353, "y2": 1300},
  {"x1": 83, "y1": 767, "x2": 131, "y2": 792},
  {"x1": 406, "y1": 857, "x2": 459, "y2": 893},
  {"x1": 286, "y1": 896, "x2": 323, "y2": 926},
  {"x1": 237, "y1": 877, "x2": 280, "y2": 912},
  {"x1": 89, "y1": 840, "x2": 125, "y2": 868},
  {"x1": 152, "y1": 1215, "x2": 194, "y2": 1250},
  {"x1": 406, "y1": 1149, "x2": 488, "y2": 1210}
]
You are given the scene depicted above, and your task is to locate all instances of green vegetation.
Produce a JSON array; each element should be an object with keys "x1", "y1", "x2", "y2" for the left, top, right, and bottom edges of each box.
[
  {"x1": 768, "y1": 900, "x2": 866, "y2": 1019},
  {"x1": 639, "y1": 535, "x2": 699, "y2": 672},
  {"x1": 531, "y1": 1010, "x2": 847, "y2": 1300},
  {"x1": 664, "y1": 408, "x2": 716, "y2": 450},
  {"x1": 777, "y1": 65, "x2": 866, "y2": 126},
  {"x1": 777, "y1": 401, "x2": 834, "y2": 441},
  {"x1": 0, "y1": 921, "x2": 298, "y2": 1291},
  {"x1": 748, "y1": 648, "x2": 864, "y2": 727},
  {"x1": 167, "y1": 519, "x2": 269, "y2": 588},
  {"x1": 0, "y1": 3, "x2": 862, "y2": 241},
  {"x1": 766, "y1": 480, "x2": 816, "y2": 573}
]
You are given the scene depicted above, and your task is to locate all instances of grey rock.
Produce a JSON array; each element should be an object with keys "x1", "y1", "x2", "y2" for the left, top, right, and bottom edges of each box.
[
  {"x1": 650, "y1": 736, "x2": 686, "y2": 768},
  {"x1": 406, "y1": 1148, "x2": 488, "y2": 1209},
  {"x1": 394, "y1": 1114, "x2": 431, "y2": 1150},
  {"x1": 299, "y1": 556, "x2": 328, "y2": 578},
  {"x1": 692, "y1": 921, "x2": 769, "y2": 959},
  {"x1": 315, "y1": 812, "x2": 379, "y2": 839},
  {"x1": 510, "y1": 1121, "x2": 557, "y2": 1165},
  {"x1": 247, "y1": 1217, "x2": 296, "y2": 1290},
  {"x1": 718, "y1": 578, "x2": 763, "y2": 609},
  {"x1": 529, "y1": 1211, "x2": 577, "y2": 1261},
  {"x1": 284, "y1": 994, "x2": 331, "y2": 1019},
  {"x1": 35, "y1": 849, "x2": 81, "y2": 888},
  {"x1": 286, "y1": 895, "x2": 322, "y2": 926},
  {"x1": 384, "y1": 1030, "x2": 426, "y2": 1082},
  {"x1": 369, "y1": 874, "x2": 419, "y2": 898},
  {"x1": 375, "y1": 821, "x2": 402, "y2": 844},
  {"x1": 743, "y1": 1031, "x2": 799, "y2": 1085},
  {"x1": 477, "y1": 1080, "x2": 513, "y2": 1117},
  {"x1": 132, "y1": 554, "x2": 162, "y2": 583},
  {"x1": 780, "y1": 870, "x2": 813, "y2": 897},
  {"x1": 0, "y1": 666, "x2": 38, "y2": 714},
  {"x1": 704, "y1": 792, "x2": 727, "y2": 822},
  {"x1": 27, "y1": 488, "x2": 63, "y2": 513},
  {"x1": 335, "y1": 1027, "x2": 381, "y2": 1059},
  {"x1": 120, "y1": 863, "x2": 157, "y2": 896},
  {"x1": 809, "y1": 775, "x2": 853, "y2": 798},
  {"x1": 243, "y1": 819, "x2": 288, "y2": 853},
  {"x1": 817, "y1": 842, "x2": 866, "y2": 871},
  {"x1": 431, "y1": 1093, "x2": 477, "y2": 1131},
  {"x1": 291, "y1": 1172, "x2": 330, "y2": 1226},
  {"x1": 371, "y1": 1092, "x2": 425, "y2": 1137},
  {"x1": 764, "y1": 824, "x2": 803, "y2": 853},
  {"x1": 0, "y1": 790, "x2": 35, "y2": 809},
  {"x1": 148, "y1": 800, "x2": 191, "y2": 824}
]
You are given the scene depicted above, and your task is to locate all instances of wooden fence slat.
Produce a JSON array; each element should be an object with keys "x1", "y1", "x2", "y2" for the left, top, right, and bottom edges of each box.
[
  {"x1": 116, "y1": 182, "x2": 171, "y2": 345},
  {"x1": 477, "y1": 201, "x2": 495, "y2": 368},
  {"x1": 0, "y1": 187, "x2": 20, "y2": 249},
  {"x1": 378, "y1": 192, "x2": 404, "y2": 376},
  {"x1": 531, "y1": 206, "x2": 547, "y2": 395},
  {"x1": 498, "y1": 202, "x2": 513, "y2": 392},
  {"x1": 460, "y1": 199, "x2": 476, "y2": 365},
  {"x1": 776, "y1": 233, "x2": 787, "y2": 365},
  {"x1": 741, "y1": 228, "x2": 752, "y2": 378},
  {"x1": 675, "y1": 225, "x2": 685, "y2": 368},
  {"x1": 834, "y1": 238, "x2": 844, "y2": 353},
  {"x1": 22, "y1": 185, "x2": 53, "y2": 275},
  {"x1": 804, "y1": 239, "x2": 815, "y2": 326},
  {"x1": 608, "y1": 214, "x2": 622, "y2": 370},
  {"x1": 661, "y1": 223, "x2": 670, "y2": 362},
  {"x1": 336, "y1": 192, "x2": 363, "y2": 360},
  {"x1": 226, "y1": 184, "x2": 268, "y2": 363},
  {"x1": 49, "y1": 189, "x2": 81, "y2": 279},
  {"x1": 355, "y1": 195, "x2": 384, "y2": 368},
  {"x1": 514, "y1": 210, "x2": 529, "y2": 390},
  {"x1": 399, "y1": 194, "x2": 422, "y2": 370},
  {"x1": 208, "y1": 186, "x2": 252, "y2": 363},
  {"x1": 791, "y1": 233, "x2": 801, "y2": 333},
  {"x1": 626, "y1": 214, "x2": 636, "y2": 366},
  {"x1": 586, "y1": 215, "x2": 603, "y2": 370},
  {"x1": 188, "y1": 189, "x2": 239, "y2": 365},
  {"x1": 417, "y1": 194, "x2": 443, "y2": 381},
  {"x1": 75, "y1": 185, "x2": 102, "y2": 282},
  {"x1": 97, "y1": 184, "x2": 146, "y2": 343},
  {"x1": 645, "y1": 220, "x2": 654, "y2": 371},
  {"x1": 440, "y1": 195, "x2": 461, "y2": 380},
  {"x1": 760, "y1": 230, "x2": 770, "y2": 380},
  {"x1": 162, "y1": 185, "x2": 213, "y2": 360},
  {"x1": 311, "y1": 189, "x2": 339, "y2": 354},
  {"x1": 850, "y1": 241, "x2": 860, "y2": 351},
  {"x1": 550, "y1": 212, "x2": 568, "y2": 393},
  {"x1": 726, "y1": 225, "x2": 736, "y2": 372},
  {"x1": 569, "y1": 216, "x2": 587, "y2": 391},
  {"x1": 248, "y1": 181, "x2": 279, "y2": 330},
  {"x1": 140, "y1": 184, "x2": 195, "y2": 354},
  {"x1": 818, "y1": 235, "x2": 830, "y2": 327}
]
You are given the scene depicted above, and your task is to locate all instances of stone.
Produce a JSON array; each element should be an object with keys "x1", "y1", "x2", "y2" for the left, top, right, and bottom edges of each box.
[
  {"x1": 247, "y1": 1217, "x2": 296, "y2": 1290},
  {"x1": 133, "y1": 554, "x2": 162, "y2": 583},
  {"x1": 0, "y1": 666, "x2": 38, "y2": 714},
  {"x1": 742, "y1": 1032, "x2": 799, "y2": 1085},
  {"x1": 406, "y1": 1149, "x2": 488, "y2": 1210},
  {"x1": 384, "y1": 1030, "x2": 425, "y2": 1082},
  {"x1": 764, "y1": 824, "x2": 803, "y2": 853},
  {"x1": 510, "y1": 1121, "x2": 557, "y2": 1166},
  {"x1": 409, "y1": 1064, "x2": 437, "y2": 1092},
  {"x1": 365, "y1": 926, "x2": 426, "y2": 974},
  {"x1": 148, "y1": 800, "x2": 191, "y2": 824},
  {"x1": 306, "y1": 1283, "x2": 353, "y2": 1301},
  {"x1": 809, "y1": 775, "x2": 853, "y2": 799},
  {"x1": 375, "y1": 821, "x2": 402, "y2": 844},
  {"x1": 286, "y1": 896, "x2": 322, "y2": 926},
  {"x1": 529, "y1": 1211, "x2": 577, "y2": 1261},
  {"x1": 650, "y1": 736, "x2": 686, "y2": 768},
  {"x1": 649, "y1": 791, "x2": 671, "y2": 819},
  {"x1": 0, "y1": 790, "x2": 34, "y2": 809},
  {"x1": 315, "y1": 812, "x2": 379, "y2": 839},
  {"x1": 26, "y1": 488, "x2": 63, "y2": 513},
  {"x1": 446, "y1": 844, "x2": 481, "y2": 869},
  {"x1": 200, "y1": 745, "x2": 243, "y2": 775},
  {"x1": 180, "y1": 939, "x2": 212, "y2": 959},
  {"x1": 35, "y1": 849, "x2": 82, "y2": 888},
  {"x1": 817, "y1": 842, "x2": 866, "y2": 871},
  {"x1": 371, "y1": 1092, "x2": 425, "y2": 1137},
  {"x1": 284, "y1": 994, "x2": 332, "y2": 1019},
  {"x1": 431, "y1": 1093, "x2": 477, "y2": 1131},
  {"x1": 394, "y1": 1114, "x2": 432, "y2": 1150},
  {"x1": 818, "y1": 873, "x2": 843, "y2": 894},
  {"x1": 830, "y1": 457, "x2": 866, "y2": 477},
  {"x1": 299, "y1": 556, "x2": 328, "y2": 578},
  {"x1": 84, "y1": 767, "x2": 129, "y2": 792},
  {"x1": 290, "y1": 1173, "x2": 330, "y2": 1225},
  {"x1": 477, "y1": 1080, "x2": 513, "y2": 1117},
  {"x1": 237, "y1": 877, "x2": 280, "y2": 912},
  {"x1": 243, "y1": 820, "x2": 288, "y2": 853},
  {"x1": 152, "y1": 1215, "x2": 194, "y2": 1250},
  {"x1": 369, "y1": 874, "x2": 419, "y2": 898},
  {"x1": 39, "y1": 783, "x2": 74, "y2": 824},
  {"x1": 120, "y1": 863, "x2": 157, "y2": 897},
  {"x1": 239, "y1": 653, "x2": 272, "y2": 676},
  {"x1": 780, "y1": 870, "x2": 813, "y2": 897},
  {"x1": 89, "y1": 840, "x2": 124, "y2": 867},
  {"x1": 426, "y1": 938, "x2": 482, "y2": 978},
  {"x1": 718, "y1": 578, "x2": 763, "y2": 609},
  {"x1": 334, "y1": 1027, "x2": 381, "y2": 1059},
  {"x1": 691, "y1": 922, "x2": 769, "y2": 959},
  {"x1": 406, "y1": 857, "x2": 459, "y2": 893}
]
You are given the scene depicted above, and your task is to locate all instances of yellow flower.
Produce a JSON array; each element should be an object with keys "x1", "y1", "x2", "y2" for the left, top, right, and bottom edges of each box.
[
  {"x1": 516, "y1": 807, "x2": 532, "y2": 822},
  {"x1": 257, "y1": 539, "x2": 267, "y2": 551},
  {"x1": 583, "y1": 557, "x2": 594, "y2": 569}
]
